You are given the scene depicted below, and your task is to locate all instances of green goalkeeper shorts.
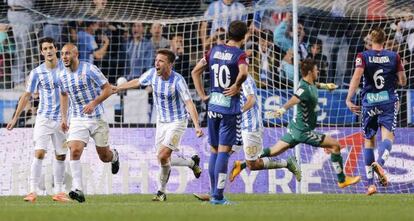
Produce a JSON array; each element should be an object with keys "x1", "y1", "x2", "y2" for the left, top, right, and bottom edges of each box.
[{"x1": 280, "y1": 128, "x2": 325, "y2": 148}]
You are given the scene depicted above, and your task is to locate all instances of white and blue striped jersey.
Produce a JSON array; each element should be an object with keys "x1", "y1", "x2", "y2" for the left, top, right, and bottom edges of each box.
[
  {"x1": 139, "y1": 68, "x2": 192, "y2": 123},
  {"x1": 240, "y1": 75, "x2": 262, "y2": 132},
  {"x1": 26, "y1": 62, "x2": 63, "y2": 121},
  {"x1": 204, "y1": 1, "x2": 247, "y2": 35},
  {"x1": 58, "y1": 61, "x2": 108, "y2": 119}
]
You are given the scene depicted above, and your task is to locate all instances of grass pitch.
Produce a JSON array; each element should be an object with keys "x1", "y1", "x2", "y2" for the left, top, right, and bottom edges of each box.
[{"x1": 1, "y1": 194, "x2": 413, "y2": 221}]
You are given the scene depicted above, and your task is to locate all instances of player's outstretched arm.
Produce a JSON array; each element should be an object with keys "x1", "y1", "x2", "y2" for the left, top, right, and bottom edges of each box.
[
  {"x1": 6, "y1": 92, "x2": 31, "y2": 130},
  {"x1": 316, "y1": 82, "x2": 338, "y2": 91},
  {"x1": 83, "y1": 82, "x2": 113, "y2": 114},
  {"x1": 266, "y1": 95, "x2": 300, "y2": 118},
  {"x1": 281, "y1": 95, "x2": 301, "y2": 112},
  {"x1": 191, "y1": 59, "x2": 208, "y2": 102},
  {"x1": 116, "y1": 79, "x2": 141, "y2": 93},
  {"x1": 60, "y1": 92, "x2": 69, "y2": 132},
  {"x1": 346, "y1": 67, "x2": 363, "y2": 114},
  {"x1": 185, "y1": 99, "x2": 204, "y2": 137}
]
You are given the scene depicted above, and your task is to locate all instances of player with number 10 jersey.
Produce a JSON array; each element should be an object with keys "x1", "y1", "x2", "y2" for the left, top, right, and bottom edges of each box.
[
  {"x1": 206, "y1": 41, "x2": 248, "y2": 115},
  {"x1": 192, "y1": 20, "x2": 249, "y2": 205}
]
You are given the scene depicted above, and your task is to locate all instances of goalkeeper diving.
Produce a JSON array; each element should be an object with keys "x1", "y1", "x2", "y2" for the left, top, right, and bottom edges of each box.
[{"x1": 230, "y1": 59, "x2": 361, "y2": 188}]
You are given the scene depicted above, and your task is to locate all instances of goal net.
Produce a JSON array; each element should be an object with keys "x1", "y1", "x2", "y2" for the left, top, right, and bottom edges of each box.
[{"x1": 0, "y1": 0, "x2": 413, "y2": 195}]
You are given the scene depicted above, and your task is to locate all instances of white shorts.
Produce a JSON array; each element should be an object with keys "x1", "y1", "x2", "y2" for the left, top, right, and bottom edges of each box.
[
  {"x1": 155, "y1": 119, "x2": 187, "y2": 153},
  {"x1": 33, "y1": 115, "x2": 67, "y2": 155},
  {"x1": 67, "y1": 118, "x2": 110, "y2": 147},
  {"x1": 242, "y1": 130, "x2": 263, "y2": 161}
]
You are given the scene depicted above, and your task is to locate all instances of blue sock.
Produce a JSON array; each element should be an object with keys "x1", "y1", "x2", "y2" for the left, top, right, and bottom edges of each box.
[
  {"x1": 208, "y1": 153, "x2": 218, "y2": 195},
  {"x1": 364, "y1": 148, "x2": 375, "y2": 185},
  {"x1": 212, "y1": 152, "x2": 230, "y2": 200},
  {"x1": 377, "y1": 139, "x2": 392, "y2": 166}
]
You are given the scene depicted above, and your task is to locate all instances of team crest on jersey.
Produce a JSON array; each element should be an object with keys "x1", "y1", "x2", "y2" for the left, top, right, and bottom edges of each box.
[{"x1": 356, "y1": 57, "x2": 362, "y2": 66}]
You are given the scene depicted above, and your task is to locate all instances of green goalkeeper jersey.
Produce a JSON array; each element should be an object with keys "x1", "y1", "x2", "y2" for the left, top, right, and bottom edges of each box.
[{"x1": 288, "y1": 79, "x2": 318, "y2": 132}]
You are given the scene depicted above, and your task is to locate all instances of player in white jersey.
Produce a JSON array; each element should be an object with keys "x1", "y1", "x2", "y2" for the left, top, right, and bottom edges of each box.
[
  {"x1": 229, "y1": 75, "x2": 301, "y2": 181},
  {"x1": 115, "y1": 49, "x2": 203, "y2": 201},
  {"x1": 6, "y1": 37, "x2": 70, "y2": 203},
  {"x1": 58, "y1": 43, "x2": 119, "y2": 203}
]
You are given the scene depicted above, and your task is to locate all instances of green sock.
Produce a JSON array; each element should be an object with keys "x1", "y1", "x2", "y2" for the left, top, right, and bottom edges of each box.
[
  {"x1": 331, "y1": 153, "x2": 345, "y2": 183},
  {"x1": 241, "y1": 161, "x2": 247, "y2": 170},
  {"x1": 259, "y1": 148, "x2": 271, "y2": 158}
]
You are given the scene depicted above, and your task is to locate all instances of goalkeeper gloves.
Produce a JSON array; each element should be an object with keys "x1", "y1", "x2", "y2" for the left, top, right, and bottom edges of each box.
[
  {"x1": 319, "y1": 83, "x2": 338, "y2": 91},
  {"x1": 266, "y1": 107, "x2": 286, "y2": 118}
]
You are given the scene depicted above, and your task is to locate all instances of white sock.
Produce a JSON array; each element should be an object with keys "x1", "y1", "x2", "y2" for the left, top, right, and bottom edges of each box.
[
  {"x1": 159, "y1": 164, "x2": 171, "y2": 193},
  {"x1": 70, "y1": 160, "x2": 83, "y2": 191},
  {"x1": 29, "y1": 158, "x2": 43, "y2": 193},
  {"x1": 53, "y1": 159, "x2": 65, "y2": 194},
  {"x1": 111, "y1": 149, "x2": 118, "y2": 163},
  {"x1": 262, "y1": 157, "x2": 287, "y2": 169},
  {"x1": 171, "y1": 156, "x2": 194, "y2": 168}
]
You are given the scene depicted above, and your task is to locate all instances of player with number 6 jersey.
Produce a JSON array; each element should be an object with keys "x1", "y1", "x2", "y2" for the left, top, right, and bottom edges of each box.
[
  {"x1": 346, "y1": 27, "x2": 406, "y2": 195},
  {"x1": 192, "y1": 20, "x2": 249, "y2": 205}
]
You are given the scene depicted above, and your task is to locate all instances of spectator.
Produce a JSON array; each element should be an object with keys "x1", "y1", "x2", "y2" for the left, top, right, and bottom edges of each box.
[
  {"x1": 150, "y1": 23, "x2": 169, "y2": 50},
  {"x1": 106, "y1": 22, "x2": 129, "y2": 83},
  {"x1": 247, "y1": 29, "x2": 280, "y2": 88},
  {"x1": 170, "y1": 34, "x2": 190, "y2": 77},
  {"x1": 279, "y1": 48, "x2": 294, "y2": 83},
  {"x1": 395, "y1": 14, "x2": 414, "y2": 86},
  {"x1": 273, "y1": 12, "x2": 292, "y2": 52},
  {"x1": 7, "y1": 0, "x2": 35, "y2": 86},
  {"x1": 42, "y1": 22, "x2": 63, "y2": 47},
  {"x1": 204, "y1": 27, "x2": 226, "y2": 52},
  {"x1": 124, "y1": 22, "x2": 154, "y2": 80},
  {"x1": 251, "y1": 0, "x2": 290, "y2": 32},
  {"x1": 77, "y1": 20, "x2": 109, "y2": 63},
  {"x1": 273, "y1": 13, "x2": 307, "y2": 58},
  {"x1": 91, "y1": 0, "x2": 108, "y2": 16},
  {"x1": 316, "y1": 0, "x2": 350, "y2": 86},
  {"x1": 0, "y1": 24, "x2": 14, "y2": 55},
  {"x1": 200, "y1": 0, "x2": 247, "y2": 50},
  {"x1": 61, "y1": 21, "x2": 79, "y2": 45},
  {"x1": 396, "y1": 15, "x2": 414, "y2": 54},
  {"x1": 0, "y1": 24, "x2": 14, "y2": 89},
  {"x1": 307, "y1": 38, "x2": 328, "y2": 83}
]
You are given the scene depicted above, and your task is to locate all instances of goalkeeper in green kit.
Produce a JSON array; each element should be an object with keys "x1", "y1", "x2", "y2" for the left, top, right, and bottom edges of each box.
[{"x1": 230, "y1": 59, "x2": 361, "y2": 188}]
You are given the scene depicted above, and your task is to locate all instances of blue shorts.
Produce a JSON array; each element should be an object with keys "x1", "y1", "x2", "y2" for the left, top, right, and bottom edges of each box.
[
  {"x1": 362, "y1": 102, "x2": 398, "y2": 139},
  {"x1": 208, "y1": 111, "x2": 241, "y2": 148}
]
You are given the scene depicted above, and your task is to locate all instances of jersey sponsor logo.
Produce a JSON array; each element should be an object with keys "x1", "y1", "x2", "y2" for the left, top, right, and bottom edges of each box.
[
  {"x1": 366, "y1": 107, "x2": 384, "y2": 117},
  {"x1": 213, "y1": 51, "x2": 233, "y2": 61},
  {"x1": 207, "y1": 110, "x2": 223, "y2": 119},
  {"x1": 210, "y1": 92, "x2": 231, "y2": 107},
  {"x1": 368, "y1": 56, "x2": 390, "y2": 64},
  {"x1": 366, "y1": 91, "x2": 389, "y2": 104},
  {"x1": 295, "y1": 88, "x2": 304, "y2": 96}
]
